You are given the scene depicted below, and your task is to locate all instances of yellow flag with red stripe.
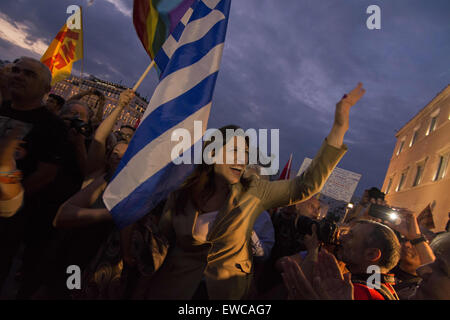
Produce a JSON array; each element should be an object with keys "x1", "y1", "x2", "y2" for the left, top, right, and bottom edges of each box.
[{"x1": 41, "y1": 13, "x2": 83, "y2": 85}]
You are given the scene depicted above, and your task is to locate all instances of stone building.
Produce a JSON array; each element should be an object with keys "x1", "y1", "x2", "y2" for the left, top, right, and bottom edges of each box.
[
  {"x1": 382, "y1": 85, "x2": 450, "y2": 231},
  {"x1": 50, "y1": 75, "x2": 148, "y2": 129}
]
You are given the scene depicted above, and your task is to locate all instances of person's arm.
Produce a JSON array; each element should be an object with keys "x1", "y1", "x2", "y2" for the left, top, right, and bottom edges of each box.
[
  {"x1": 53, "y1": 174, "x2": 111, "y2": 228},
  {"x1": 0, "y1": 128, "x2": 24, "y2": 217},
  {"x1": 66, "y1": 88, "x2": 96, "y2": 102},
  {"x1": 257, "y1": 83, "x2": 365, "y2": 210},
  {"x1": 251, "y1": 230, "x2": 266, "y2": 259},
  {"x1": 299, "y1": 225, "x2": 320, "y2": 281},
  {"x1": 327, "y1": 83, "x2": 366, "y2": 148},
  {"x1": 386, "y1": 209, "x2": 435, "y2": 266},
  {"x1": 404, "y1": 213, "x2": 435, "y2": 266},
  {"x1": 92, "y1": 93, "x2": 106, "y2": 125},
  {"x1": 281, "y1": 249, "x2": 354, "y2": 300},
  {"x1": 344, "y1": 190, "x2": 369, "y2": 222},
  {"x1": 85, "y1": 89, "x2": 135, "y2": 175}
]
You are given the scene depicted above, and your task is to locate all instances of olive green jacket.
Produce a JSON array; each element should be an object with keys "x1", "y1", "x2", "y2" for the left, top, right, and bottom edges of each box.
[{"x1": 145, "y1": 139, "x2": 347, "y2": 300}]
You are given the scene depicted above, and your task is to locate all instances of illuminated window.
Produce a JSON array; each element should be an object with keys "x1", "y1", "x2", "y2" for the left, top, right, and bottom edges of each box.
[
  {"x1": 427, "y1": 116, "x2": 437, "y2": 135},
  {"x1": 396, "y1": 140, "x2": 405, "y2": 156},
  {"x1": 413, "y1": 163, "x2": 425, "y2": 187},
  {"x1": 426, "y1": 109, "x2": 440, "y2": 135},
  {"x1": 385, "y1": 178, "x2": 393, "y2": 194},
  {"x1": 409, "y1": 130, "x2": 418, "y2": 147},
  {"x1": 396, "y1": 170, "x2": 408, "y2": 192},
  {"x1": 434, "y1": 154, "x2": 449, "y2": 181}
]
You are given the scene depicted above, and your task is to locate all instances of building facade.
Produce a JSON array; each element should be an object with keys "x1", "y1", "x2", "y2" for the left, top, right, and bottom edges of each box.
[
  {"x1": 50, "y1": 75, "x2": 148, "y2": 130},
  {"x1": 382, "y1": 85, "x2": 450, "y2": 231}
]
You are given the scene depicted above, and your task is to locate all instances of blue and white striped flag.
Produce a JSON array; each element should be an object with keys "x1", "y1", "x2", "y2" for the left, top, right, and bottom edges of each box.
[{"x1": 103, "y1": 0, "x2": 232, "y2": 228}]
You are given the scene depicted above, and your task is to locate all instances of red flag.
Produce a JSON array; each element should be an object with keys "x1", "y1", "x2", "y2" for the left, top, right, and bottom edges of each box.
[
  {"x1": 273, "y1": 154, "x2": 293, "y2": 214},
  {"x1": 279, "y1": 154, "x2": 293, "y2": 180},
  {"x1": 134, "y1": 117, "x2": 141, "y2": 129}
]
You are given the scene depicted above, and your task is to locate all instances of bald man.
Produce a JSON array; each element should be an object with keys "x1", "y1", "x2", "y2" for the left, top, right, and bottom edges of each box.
[{"x1": 1, "y1": 57, "x2": 65, "y2": 195}]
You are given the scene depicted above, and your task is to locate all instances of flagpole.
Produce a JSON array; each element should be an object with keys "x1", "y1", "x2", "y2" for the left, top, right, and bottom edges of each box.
[
  {"x1": 132, "y1": 60, "x2": 155, "y2": 92},
  {"x1": 80, "y1": 5, "x2": 84, "y2": 79},
  {"x1": 287, "y1": 153, "x2": 293, "y2": 179},
  {"x1": 79, "y1": 5, "x2": 84, "y2": 91}
]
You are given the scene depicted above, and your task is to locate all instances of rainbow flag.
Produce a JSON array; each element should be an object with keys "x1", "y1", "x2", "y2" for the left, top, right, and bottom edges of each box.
[{"x1": 133, "y1": 0, "x2": 195, "y2": 61}]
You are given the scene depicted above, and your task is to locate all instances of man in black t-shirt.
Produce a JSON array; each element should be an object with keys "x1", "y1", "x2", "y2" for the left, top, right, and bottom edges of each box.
[{"x1": 0, "y1": 57, "x2": 72, "y2": 295}]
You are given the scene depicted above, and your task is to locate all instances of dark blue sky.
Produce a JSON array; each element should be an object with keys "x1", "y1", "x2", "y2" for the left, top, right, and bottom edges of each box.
[{"x1": 0, "y1": 0, "x2": 449, "y2": 197}]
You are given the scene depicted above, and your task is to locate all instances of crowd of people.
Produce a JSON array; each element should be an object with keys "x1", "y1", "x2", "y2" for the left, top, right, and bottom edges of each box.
[{"x1": 0, "y1": 56, "x2": 449, "y2": 300}]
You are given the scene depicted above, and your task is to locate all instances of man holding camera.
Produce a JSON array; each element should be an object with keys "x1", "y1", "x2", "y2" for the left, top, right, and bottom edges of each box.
[{"x1": 334, "y1": 219, "x2": 401, "y2": 299}]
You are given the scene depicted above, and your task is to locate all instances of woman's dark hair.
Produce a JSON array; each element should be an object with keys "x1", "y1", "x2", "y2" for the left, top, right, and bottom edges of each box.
[
  {"x1": 173, "y1": 125, "x2": 251, "y2": 215},
  {"x1": 120, "y1": 125, "x2": 136, "y2": 132},
  {"x1": 48, "y1": 93, "x2": 65, "y2": 108}
]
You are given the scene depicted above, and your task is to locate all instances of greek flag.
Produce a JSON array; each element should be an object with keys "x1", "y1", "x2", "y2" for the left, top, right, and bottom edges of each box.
[{"x1": 103, "y1": 0, "x2": 232, "y2": 228}]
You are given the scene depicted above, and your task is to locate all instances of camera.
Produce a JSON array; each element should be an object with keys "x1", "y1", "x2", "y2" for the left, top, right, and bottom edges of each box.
[
  {"x1": 294, "y1": 214, "x2": 339, "y2": 245},
  {"x1": 368, "y1": 203, "x2": 400, "y2": 223},
  {"x1": 68, "y1": 117, "x2": 92, "y2": 137}
]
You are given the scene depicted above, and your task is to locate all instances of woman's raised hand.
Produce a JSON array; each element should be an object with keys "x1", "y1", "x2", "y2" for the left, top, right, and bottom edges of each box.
[
  {"x1": 327, "y1": 82, "x2": 366, "y2": 148},
  {"x1": 334, "y1": 82, "x2": 366, "y2": 130}
]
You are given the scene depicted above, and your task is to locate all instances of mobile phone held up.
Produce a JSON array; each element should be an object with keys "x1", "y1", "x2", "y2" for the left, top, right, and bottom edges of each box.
[{"x1": 368, "y1": 203, "x2": 400, "y2": 224}]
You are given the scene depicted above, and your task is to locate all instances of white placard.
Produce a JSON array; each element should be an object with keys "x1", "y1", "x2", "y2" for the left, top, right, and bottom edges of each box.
[{"x1": 297, "y1": 158, "x2": 361, "y2": 202}]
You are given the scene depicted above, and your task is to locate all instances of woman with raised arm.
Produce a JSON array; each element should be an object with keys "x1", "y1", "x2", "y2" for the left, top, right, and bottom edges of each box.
[
  {"x1": 85, "y1": 89, "x2": 135, "y2": 178},
  {"x1": 140, "y1": 83, "x2": 366, "y2": 300}
]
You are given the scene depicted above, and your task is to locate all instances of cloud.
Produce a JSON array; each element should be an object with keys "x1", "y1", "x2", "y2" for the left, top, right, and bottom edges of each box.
[
  {"x1": 0, "y1": 12, "x2": 48, "y2": 56},
  {"x1": 0, "y1": 0, "x2": 448, "y2": 196},
  {"x1": 103, "y1": 0, "x2": 132, "y2": 17}
]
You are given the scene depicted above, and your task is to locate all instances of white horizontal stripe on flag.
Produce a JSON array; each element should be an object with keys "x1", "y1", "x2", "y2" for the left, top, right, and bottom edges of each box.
[
  {"x1": 103, "y1": 103, "x2": 212, "y2": 209},
  {"x1": 142, "y1": 43, "x2": 224, "y2": 120},
  {"x1": 162, "y1": 10, "x2": 225, "y2": 61},
  {"x1": 177, "y1": 10, "x2": 225, "y2": 51},
  {"x1": 180, "y1": 7, "x2": 194, "y2": 25},
  {"x1": 161, "y1": 35, "x2": 178, "y2": 58}
]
